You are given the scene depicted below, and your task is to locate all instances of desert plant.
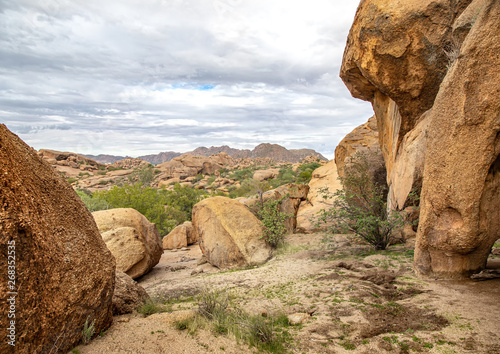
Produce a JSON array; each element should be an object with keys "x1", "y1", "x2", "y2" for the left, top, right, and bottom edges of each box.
[
  {"x1": 256, "y1": 196, "x2": 292, "y2": 248},
  {"x1": 82, "y1": 317, "x2": 95, "y2": 345},
  {"x1": 136, "y1": 297, "x2": 171, "y2": 316},
  {"x1": 316, "y1": 152, "x2": 404, "y2": 250}
]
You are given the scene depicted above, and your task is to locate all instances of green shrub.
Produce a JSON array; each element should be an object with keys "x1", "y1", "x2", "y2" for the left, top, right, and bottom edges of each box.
[
  {"x1": 174, "y1": 289, "x2": 291, "y2": 353},
  {"x1": 92, "y1": 183, "x2": 206, "y2": 236},
  {"x1": 316, "y1": 152, "x2": 404, "y2": 250},
  {"x1": 76, "y1": 190, "x2": 110, "y2": 212},
  {"x1": 137, "y1": 298, "x2": 171, "y2": 316},
  {"x1": 256, "y1": 197, "x2": 292, "y2": 248}
]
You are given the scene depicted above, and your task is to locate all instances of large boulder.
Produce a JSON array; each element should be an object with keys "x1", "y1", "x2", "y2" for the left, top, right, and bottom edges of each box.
[
  {"x1": 297, "y1": 160, "x2": 343, "y2": 231},
  {"x1": 112, "y1": 270, "x2": 150, "y2": 315},
  {"x1": 334, "y1": 115, "x2": 381, "y2": 179},
  {"x1": 414, "y1": 1, "x2": 500, "y2": 278},
  {"x1": 340, "y1": 0, "x2": 472, "y2": 206},
  {"x1": 162, "y1": 221, "x2": 197, "y2": 250},
  {"x1": 92, "y1": 208, "x2": 163, "y2": 279},
  {"x1": 0, "y1": 125, "x2": 115, "y2": 353},
  {"x1": 253, "y1": 168, "x2": 280, "y2": 181},
  {"x1": 192, "y1": 197, "x2": 272, "y2": 269},
  {"x1": 340, "y1": 0, "x2": 499, "y2": 278}
]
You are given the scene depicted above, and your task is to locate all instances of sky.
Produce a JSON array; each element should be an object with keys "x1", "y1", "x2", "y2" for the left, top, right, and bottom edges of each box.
[{"x1": 0, "y1": 0, "x2": 373, "y2": 160}]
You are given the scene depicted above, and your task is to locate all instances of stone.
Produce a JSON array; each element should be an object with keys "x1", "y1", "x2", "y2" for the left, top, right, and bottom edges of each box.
[
  {"x1": 414, "y1": 1, "x2": 500, "y2": 278},
  {"x1": 287, "y1": 313, "x2": 310, "y2": 325},
  {"x1": 112, "y1": 270, "x2": 150, "y2": 315},
  {"x1": 162, "y1": 221, "x2": 198, "y2": 250},
  {"x1": 335, "y1": 116, "x2": 381, "y2": 178},
  {"x1": 340, "y1": 0, "x2": 472, "y2": 209},
  {"x1": 192, "y1": 197, "x2": 272, "y2": 269},
  {"x1": 92, "y1": 208, "x2": 163, "y2": 279},
  {"x1": 297, "y1": 160, "x2": 343, "y2": 231},
  {"x1": 0, "y1": 125, "x2": 115, "y2": 353},
  {"x1": 253, "y1": 168, "x2": 280, "y2": 181}
]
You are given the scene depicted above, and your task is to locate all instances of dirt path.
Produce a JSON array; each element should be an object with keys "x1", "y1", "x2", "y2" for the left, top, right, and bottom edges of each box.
[{"x1": 73, "y1": 233, "x2": 500, "y2": 353}]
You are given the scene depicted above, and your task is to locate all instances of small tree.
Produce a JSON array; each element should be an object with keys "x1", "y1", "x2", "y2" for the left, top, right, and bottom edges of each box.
[
  {"x1": 316, "y1": 152, "x2": 404, "y2": 250},
  {"x1": 255, "y1": 196, "x2": 292, "y2": 248}
]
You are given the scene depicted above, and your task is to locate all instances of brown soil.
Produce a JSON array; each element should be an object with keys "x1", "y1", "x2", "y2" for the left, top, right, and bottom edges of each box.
[{"x1": 72, "y1": 233, "x2": 500, "y2": 353}]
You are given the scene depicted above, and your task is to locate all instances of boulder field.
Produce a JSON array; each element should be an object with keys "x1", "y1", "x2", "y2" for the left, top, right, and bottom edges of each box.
[
  {"x1": 0, "y1": 125, "x2": 115, "y2": 353},
  {"x1": 340, "y1": 0, "x2": 500, "y2": 278}
]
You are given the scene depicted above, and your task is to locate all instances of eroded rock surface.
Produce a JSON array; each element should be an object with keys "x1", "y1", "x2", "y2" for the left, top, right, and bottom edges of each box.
[
  {"x1": 297, "y1": 160, "x2": 343, "y2": 231},
  {"x1": 93, "y1": 208, "x2": 163, "y2": 279},
  {"x1": 192, "y1": 197, "x2": 272, "y2": 269},
  {"x1": 0, "y1": 125, "x2": 115, "y2": 353},
  {"x1": 414, "y1": 1, "x2": 500, "y2": 278},
  {"x1": 112, "y1": 270, "x2": 150, "y2": 315},
  {"x1": 340, "y1": 0, "x2": 499, "y2": 278},
  {"x1": 162, "y1": 221, "x2": 197, "y2": 250}
]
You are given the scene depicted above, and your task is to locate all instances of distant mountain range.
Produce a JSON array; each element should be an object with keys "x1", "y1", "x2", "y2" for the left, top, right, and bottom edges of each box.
[{"x1": 84, "y1": 143, "x2": 327, "y2": 165}]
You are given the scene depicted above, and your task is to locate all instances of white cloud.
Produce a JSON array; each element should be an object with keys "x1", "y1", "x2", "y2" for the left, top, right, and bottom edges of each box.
[{"x1": 0, "y1": 0, "x2": 373, "y2": 158}]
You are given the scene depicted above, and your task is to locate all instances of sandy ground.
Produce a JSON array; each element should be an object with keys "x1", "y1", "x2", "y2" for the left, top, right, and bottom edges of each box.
[{"x1": 72, "y1": 233, "x2": 500, "y2": 354}]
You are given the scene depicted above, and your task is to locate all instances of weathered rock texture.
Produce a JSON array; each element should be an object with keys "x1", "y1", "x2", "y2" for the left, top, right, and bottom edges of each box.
[
  {"x1": 297, "y1": 160, "x2": 343, "y2": 231},
  {"x1": 0, "y1": 125, "x2": 115, "y2": 353},
  {"x1": 162, "y1": 221, "x2": 197, "y2": 250},
  {"x1": 415, "y1": 1, "x2": 500, "y2": 278},
  {"x1": 334, "y1": 115, "x2": 381, "y2": 178},
  {"x1": 240, "y1": 184, "x2": 309, "y2": 233},
  {"x1": 112, "y1": 270, "x2": 150, "y2": 315},
  {"x1": 340, "y1": 0, "x2": 500, "y2": 278},
  {"x1": 192, "y1": 197, "x2": 272, "y2": 269},
  {"x1": 92, "y1": 208, "x2": 163, "y2": 279}
]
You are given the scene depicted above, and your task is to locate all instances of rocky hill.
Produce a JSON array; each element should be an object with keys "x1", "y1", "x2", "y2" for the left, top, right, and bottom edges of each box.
[{"x1": 85, "y1": 143, "x2": 327, "y2": 165}]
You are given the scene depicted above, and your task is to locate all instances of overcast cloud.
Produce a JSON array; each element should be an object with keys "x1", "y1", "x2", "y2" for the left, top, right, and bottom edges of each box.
[{"x1": 0, "y1": 0, "x2": 372, "y2": 159}]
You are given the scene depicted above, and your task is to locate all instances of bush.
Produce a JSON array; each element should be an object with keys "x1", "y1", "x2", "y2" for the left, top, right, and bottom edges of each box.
[
  {"x1": 256, "y1": 197, "x2": 292, "y2": 248},
  {"x1": 316, "y1": 152, "x2": 404, "y2": 250},
  {"x1": 76, "y1": 190, "x2": 110, "y2": 212},
  {"x1": 174, "y1": 289, "x2": 291, "y2": 353},
  {"x1": 88, "y1": 183, "x2": 206, "y2": 236}
]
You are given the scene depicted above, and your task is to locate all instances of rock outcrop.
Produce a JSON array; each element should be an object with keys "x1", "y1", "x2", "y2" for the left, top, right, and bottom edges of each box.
[
  {"x1": 154, "y1": 152, "x2": 236, "y2": 186},
  {"x1": 0, "y1": 125, "x2": 115, "y2": 353},
  {"x1": 112, "y1": 270, "x2": 150, "y2": 315},
  {"x1": 340, "y1": 0, "x2": 500, "y2": 277},
  {"x1": 92, "y1": 208, "x2": 163, "y2": 279},
  {"x1": 414, "y1": 1, "x2": 500, "y2": 278},
  {"x1": 162, "y1": 221, "x2": 197, "y2": 250},
  {"x1": 192, "y1": 197, "x2": 272, "y2": 269},
  {"x1": 297, "y1": 160, "x2": 343, "y2": 231},
  {"x1": 334, "y1": 116, "x2": 381, "y2": 179}
]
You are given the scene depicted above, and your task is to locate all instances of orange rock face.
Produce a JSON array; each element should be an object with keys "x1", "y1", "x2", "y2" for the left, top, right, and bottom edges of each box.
[
  {"x1": 192, "y1": 197, "x2": 272, "y2": 269},
  {"x1": 340, "y1": 0, "x2": 500, "y2": 278},
  {"x1": 0, "y1": 125, "x2": 115, "y2": 352}
]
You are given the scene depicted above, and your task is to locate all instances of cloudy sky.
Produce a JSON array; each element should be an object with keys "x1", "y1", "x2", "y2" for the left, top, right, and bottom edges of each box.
[{"x1": 1, "y1": 0, "x2": 373, "y2": 159}]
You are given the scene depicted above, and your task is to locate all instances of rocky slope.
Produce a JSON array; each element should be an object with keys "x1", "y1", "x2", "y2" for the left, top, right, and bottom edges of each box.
[{"x1": 340, "y1": 0, "x2": 500, "y2": 278}]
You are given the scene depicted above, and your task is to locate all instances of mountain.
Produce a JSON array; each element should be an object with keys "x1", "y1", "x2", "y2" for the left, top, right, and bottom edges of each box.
[
  {"x1": 85, "y1": 143, "x2": 327, "y2": 164},
  {"x1": 84, "y1": 154, "x2": 128, "y2": 164},
  {"x1": 138, "y1": 151, "x2": 182, "y2": 165}
]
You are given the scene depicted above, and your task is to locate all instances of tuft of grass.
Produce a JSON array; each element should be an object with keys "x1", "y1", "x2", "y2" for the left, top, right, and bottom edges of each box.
[
  {"x1": 137, "y1": 297, "x2": 172, "y2": 317},
  {"x1": 173, "y1": 289, "x2": 292, "y2": 353},
  {"x1": 82, "y1": 317, "x2": 95, "y2": 345}
]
